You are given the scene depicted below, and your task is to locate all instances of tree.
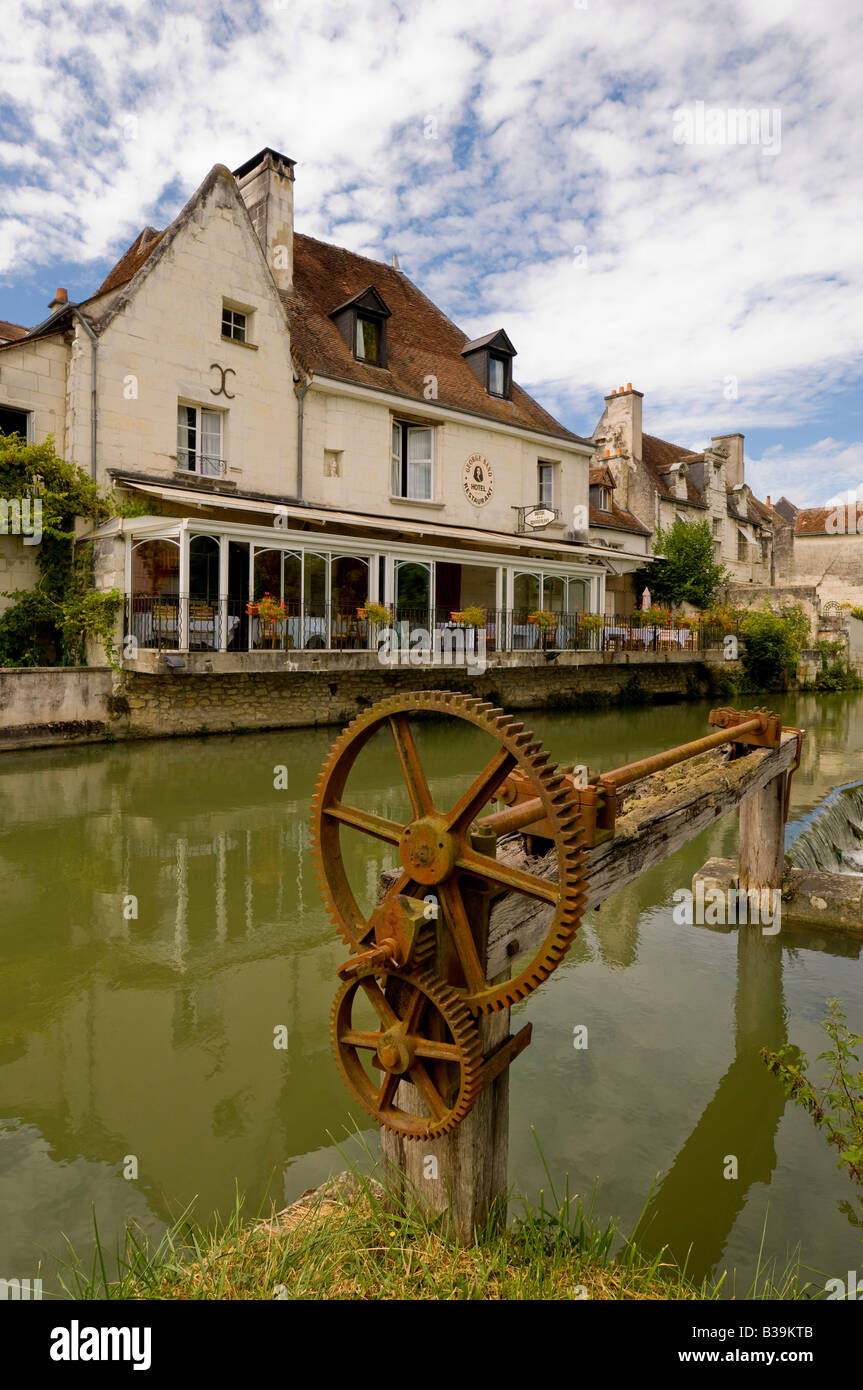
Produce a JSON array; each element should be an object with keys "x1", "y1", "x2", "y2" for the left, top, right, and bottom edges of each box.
[{"x1": 635, "y1": 518, "x2": 729, "y2": 610}]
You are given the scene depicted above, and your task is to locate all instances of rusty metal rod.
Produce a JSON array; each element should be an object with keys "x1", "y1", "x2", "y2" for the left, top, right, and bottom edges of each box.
[
  {"x1": 599, "y1": 717, "x2": 762, "y2": 791},
  {"x1": 478, "y1": 717, "x2": 763, "y2": 839}
]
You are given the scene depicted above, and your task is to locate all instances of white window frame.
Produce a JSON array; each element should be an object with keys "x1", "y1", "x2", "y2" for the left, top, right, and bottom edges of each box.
[
  {"x1": 0, "y1": 404, "x2": 33, "y2": 442},
  {"x1": 391, "y1": 420, "x2": 434, "y2": 501},
  {"x1": 538, "y1": 462, "x2": 554, "y2": 507},
  {"x1": 178, "y1": 403, "x2": 224, "y2": 477},
  {"x1": 598, "y1": 486, "x2": 612, "y2": 511}
]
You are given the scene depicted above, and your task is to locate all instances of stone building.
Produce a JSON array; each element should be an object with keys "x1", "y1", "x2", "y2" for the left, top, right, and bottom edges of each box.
[
  {"x1": 0, "y1": 148, "x2": 650, "y2": 660},
  {"x1": 771, "y1": 498, "x2": 863, "y2": 610},
  {"x1": 590, "y1": 385, "x2": 778, "y2": 611}
]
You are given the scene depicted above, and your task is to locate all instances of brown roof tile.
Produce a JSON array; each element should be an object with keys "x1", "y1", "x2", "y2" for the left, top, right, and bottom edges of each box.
[
  {"x1": 0, "y1": 319, "x2": 27, "y2": 341},
  {"x1": 286, "y1": 234, "x2": 582, "y2": 441},
  {"x1": 589, "y1": 502, "x2": 650, "y2": 535},
  {"x1": 795, "y1": 506, "x2": 840, "y2": 536},
  {"x1": 589, "y1": 464, "x2": 616, "y2": 487},
  {"x1": 95, "y1": 227, "x2": 166, "y2": 296}
]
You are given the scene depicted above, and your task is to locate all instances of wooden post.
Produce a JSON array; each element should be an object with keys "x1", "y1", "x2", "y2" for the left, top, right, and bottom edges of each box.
[
  {"x1": 380, "y1": 830, "x2": 514, "y2": 1243},
  {"x1": 380, "y1": 1006, "x2": 511, "y2": 1242},
  {"x1": 738, "y1": 771, "x2": 786, "y2": 892}
]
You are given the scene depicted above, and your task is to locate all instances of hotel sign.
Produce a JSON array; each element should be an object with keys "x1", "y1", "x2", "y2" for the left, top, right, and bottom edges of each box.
[
  {"x1": 463, "y1": 454, "x2": 494, "y2": 505},
  {"x1": 523, "y1": 506, "x2": 556, "y2": 529}
]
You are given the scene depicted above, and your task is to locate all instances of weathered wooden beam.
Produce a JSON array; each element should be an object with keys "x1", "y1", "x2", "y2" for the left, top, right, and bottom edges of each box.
[
  {"x1": 485, "y1": 733, "x2": 798, "y2": 978},
  {"x1": 739, "y1": 773, "x2": 786, "y2": 891}
]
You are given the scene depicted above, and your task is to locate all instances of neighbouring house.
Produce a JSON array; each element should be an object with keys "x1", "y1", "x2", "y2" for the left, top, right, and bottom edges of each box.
[
  {"x1": 0, "y1": 148, "x2": 651, "y2": 663},
  {"x1": 590, "y1": 385, "x2": 779, "y2": 611},
  {"x1": 770, "y1": 498, "x2": 863, "y2": 610}
]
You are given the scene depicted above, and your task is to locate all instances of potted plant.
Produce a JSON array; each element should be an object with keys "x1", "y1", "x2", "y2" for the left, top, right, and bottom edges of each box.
[
  {"x1": 528, "y1": 609, "x2": 560, "y2": 648},
  {"x1": 358, "y1": 601, "x2": 391, "y2": 626},
  {"x1": 452, "y1": 605, "x2": 486, "y2": 628},
  {"x1": 578, "y1": 612, "x2": 604, "y2": 633}
]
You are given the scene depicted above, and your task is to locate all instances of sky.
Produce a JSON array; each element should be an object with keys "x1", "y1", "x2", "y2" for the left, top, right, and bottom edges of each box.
[{"x1": 2, "y1": 0, "x2": 862, "y2": 508}]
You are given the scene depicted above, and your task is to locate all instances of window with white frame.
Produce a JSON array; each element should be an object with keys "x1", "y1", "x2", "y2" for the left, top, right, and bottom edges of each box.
[
  {"x1": 178, "y1": 404, "x2": 223, "y2": 476},
  {"x1": 598, "y1": 486, "x2": 612, "y2": 511},
  {"x1": 538, "y1": 462, "x2": 554, "y2": 507},
  {"x1": 391, "y1": 421, "x2": 433, "y2": 500},
  {"x1": 0, "y1": 405, "x2": 30, "y2": 439},
  {"x1": 221, "y1": 306, "x2": 248, "y2": 342}
]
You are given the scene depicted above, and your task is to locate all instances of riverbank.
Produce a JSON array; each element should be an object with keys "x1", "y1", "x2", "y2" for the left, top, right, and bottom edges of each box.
[
  {"x1": 1, "y1": 653, "x2": 731, "y2": 751},
  {"x1": 57, "y1": 1171, "x2": 810, "y2": 1302}
]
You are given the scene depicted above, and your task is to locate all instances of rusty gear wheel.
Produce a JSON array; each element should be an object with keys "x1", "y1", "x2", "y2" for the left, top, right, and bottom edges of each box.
[
  {"x1": 331, "y1": 966, "x2": 483, "y2": 1140},
  {"x1": 310, "y1": 690, "x2": 587, "y2": 1014}
]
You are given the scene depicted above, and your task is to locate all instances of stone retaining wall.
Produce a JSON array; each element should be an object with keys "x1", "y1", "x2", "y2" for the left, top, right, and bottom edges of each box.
[{"x1": 1, "y1": 656, "x2": 724, "y2": 751}]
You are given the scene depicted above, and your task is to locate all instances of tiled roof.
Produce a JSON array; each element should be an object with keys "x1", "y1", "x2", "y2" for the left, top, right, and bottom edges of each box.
[
  {"x1": 795, "y1": 507, "x2": 841, "y2": 536},
  {"x1": 589, "y1": 464, "x2": 616, "y2": 487},
  {"x1": 589, "y1": 502, "x2": 650, "y2": 535},
  {"x1": 94, "y1": 228, "x2": 166, "y2": 296},
  {"x1": 0, "y1": 319, "x2": 27, "y2": 341},
  {"x1": 285, "y1": 234, "x2": 582, "y2": 441}
]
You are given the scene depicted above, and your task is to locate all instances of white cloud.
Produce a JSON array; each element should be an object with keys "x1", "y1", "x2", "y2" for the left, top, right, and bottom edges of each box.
[
  {"x1": 1, "y1": 0, "x2": 861, "y2": 495},
  {"x1": 747, "y1": 438, "x2": 863, "y2": 508}
]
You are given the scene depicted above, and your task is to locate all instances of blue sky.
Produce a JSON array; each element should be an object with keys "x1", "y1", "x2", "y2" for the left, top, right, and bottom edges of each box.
[{"x1": 2, "y1": 0, "x2": 861, "y2": 507}]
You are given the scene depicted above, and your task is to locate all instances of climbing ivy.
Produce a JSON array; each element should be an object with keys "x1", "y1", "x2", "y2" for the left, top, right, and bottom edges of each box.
[{"x1": 0, "y1": 435, "x2": 122, "y2": 667}]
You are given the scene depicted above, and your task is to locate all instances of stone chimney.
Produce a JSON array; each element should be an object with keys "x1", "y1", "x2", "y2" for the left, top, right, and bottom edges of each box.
[
  {"x1": 712, "y1": 432, "x2": 744, "y2": 489},
  {"x1": 592, "y1": 385, "x2": 643, "y2": 510},
  {"x1": 233, "y1": 147, "x2": 296, "y2": 292},
  {"x1": 48, "y1": 287, "x2": 68, "y2": 313}
]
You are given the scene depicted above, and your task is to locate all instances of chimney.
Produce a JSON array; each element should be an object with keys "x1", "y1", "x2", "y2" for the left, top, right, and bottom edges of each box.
[
  {"x1": 233, "y1": 147, "x2": 296, "y2": 292},
  {"x1": 766, "y1": 495, "x2": 771, "y2": 507},
  {"x1": 49, "y1": 287, "x2": 68, "y2": 313},
  {"x1": 603, "y1": 384, "x2": 643, "y2": 462},
  {"x1": 712, "y1": 433, "x2": 744, "y2": 489}
]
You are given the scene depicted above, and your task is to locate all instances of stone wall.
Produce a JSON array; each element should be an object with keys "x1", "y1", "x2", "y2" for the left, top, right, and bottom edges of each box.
[
  {"x1": 0, "y1": 667, "x2": 116, "y2": 749},
  {"x1": 0, "y1": 656, "x2": 719, "y2": 751},
  {"x1": 115, "y1": 658, "x2": 713, "y2": 738}
]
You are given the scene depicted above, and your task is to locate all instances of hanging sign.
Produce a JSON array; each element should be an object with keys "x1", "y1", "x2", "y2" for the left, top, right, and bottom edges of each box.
[
  {"x1": 523, "y1": 506, "x2": 556, "y2": 529},
  {"x1": 463, "y1": 455, "x2": 494, "y2": 505}
]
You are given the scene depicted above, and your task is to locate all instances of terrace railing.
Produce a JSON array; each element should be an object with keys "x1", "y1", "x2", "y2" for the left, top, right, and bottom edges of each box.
[{"x1": 124, "y1": 597, "x2": 737, "y2": 657}]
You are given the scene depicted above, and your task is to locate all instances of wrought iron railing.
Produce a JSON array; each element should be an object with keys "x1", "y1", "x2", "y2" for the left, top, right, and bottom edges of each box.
[{"x1": 125, "y1": 597, "x2": 737, "y2": 657}]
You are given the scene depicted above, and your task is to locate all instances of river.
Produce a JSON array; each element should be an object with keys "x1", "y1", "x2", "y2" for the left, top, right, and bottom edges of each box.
[{"x1": 1, "y1": 692, "x2": 861, "y2": 1295}]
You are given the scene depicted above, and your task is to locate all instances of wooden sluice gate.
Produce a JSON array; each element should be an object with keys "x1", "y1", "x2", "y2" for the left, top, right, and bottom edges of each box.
[{"x1": 310, "y1": 692, "x2": 810, "y2": 1240}]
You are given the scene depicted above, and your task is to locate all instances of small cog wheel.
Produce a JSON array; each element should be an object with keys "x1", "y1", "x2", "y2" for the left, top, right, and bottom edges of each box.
[{"x1": 331, "y1": 966, "x2": 483, "y2": 1140}]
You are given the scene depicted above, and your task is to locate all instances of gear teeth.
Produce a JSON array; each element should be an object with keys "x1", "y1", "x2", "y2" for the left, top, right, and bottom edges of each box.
[{"x1": 312, "y1": 689, "x2": 587, "y2": 1024}]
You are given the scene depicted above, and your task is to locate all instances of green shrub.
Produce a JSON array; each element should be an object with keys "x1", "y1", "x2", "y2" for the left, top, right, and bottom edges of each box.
[{"x1": 739, "y1": 602, "x2": 809, "y2": 691}]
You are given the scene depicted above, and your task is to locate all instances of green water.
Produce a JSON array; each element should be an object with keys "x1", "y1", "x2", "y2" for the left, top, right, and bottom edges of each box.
[{"x1": 1, "y1": 692, "x2": 862, "y2": 1295}]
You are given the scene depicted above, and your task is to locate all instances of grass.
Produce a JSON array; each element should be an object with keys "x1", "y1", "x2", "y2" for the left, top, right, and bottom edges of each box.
[{"x1": 53, "y1": 1137, "x2": 822, "y2": 1301}]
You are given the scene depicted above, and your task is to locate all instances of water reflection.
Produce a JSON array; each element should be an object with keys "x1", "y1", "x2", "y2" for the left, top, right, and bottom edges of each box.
[{"x1": 0, "y1": 695, "x2": 862, "y2": 1292}]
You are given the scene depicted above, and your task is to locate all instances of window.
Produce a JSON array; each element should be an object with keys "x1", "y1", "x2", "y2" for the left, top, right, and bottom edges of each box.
[
  {"x1": 221, "y1": 307, "x2": 247, "y2": 342},
  {"x1": 538, "y1": 463, "x2": 554, "y2": 507},
  {"x1": 391, "y1": 422, "x2": 433, "y2": 500},
  {"x1": 712, "y1": 517, "x2": 721, "y2": 536},
  {"x1": 355, "y1": 315, "x2": 381, "y2": 364},
  {"x1": 489, "y1": 355, "x2": 507, "y2": 396},
  {"x1": 737, "y1": 528, "x2": 748, "y2": 561},
  {"x1": 178, "y1": 404, "x2": 223, "y2": 476},
  {"x1": 598, "y1": 487, "x2": 612, "y2": 511},
  {"x1": 0, "y1": 406, "x2": 29, "y2": 438}
]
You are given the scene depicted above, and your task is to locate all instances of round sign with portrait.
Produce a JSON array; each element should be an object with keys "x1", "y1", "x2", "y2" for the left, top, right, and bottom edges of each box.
[{"x1": 463, "y1": 454, "x2": 494, "y2": 505}]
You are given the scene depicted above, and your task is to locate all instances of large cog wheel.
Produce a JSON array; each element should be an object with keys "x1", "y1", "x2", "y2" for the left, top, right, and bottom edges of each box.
[
  {"x1": 331, "y1": 966, "x2": 483, "y2": 1140},
  {"x1": 310, "y1": 691, "x2": 587, "y2": 1014}
]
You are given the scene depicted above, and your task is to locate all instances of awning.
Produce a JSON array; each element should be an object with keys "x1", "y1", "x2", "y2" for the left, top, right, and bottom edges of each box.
[
  {"x1": 737, "y1": 523, "x2": 757, "y2": 545},
  {"x1": 117, "y1": 477, "x2": 647, "y2": 566}
]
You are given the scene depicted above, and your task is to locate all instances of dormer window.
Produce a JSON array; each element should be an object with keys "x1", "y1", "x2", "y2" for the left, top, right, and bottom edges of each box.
[
  {"x1": 355, "y1": 315, "x2": 380, "y2": 362},
  {"x1": 329, "y1": 286, "x2": 391, "y2": 369},
  {"x1": 599, "y1": 487, "x2": 612, "y2": 511},
  {"x1": 461, "y1": 329, "x2": 516, "y2": 401}
]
